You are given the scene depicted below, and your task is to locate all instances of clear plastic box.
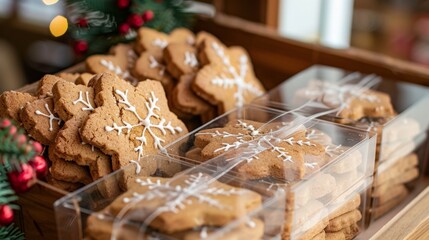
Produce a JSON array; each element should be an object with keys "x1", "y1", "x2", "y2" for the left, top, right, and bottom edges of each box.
[
  {"x1": 54, "y1": 154, "x2": 286, "y2": 240},
  {"x1": 162, "y1": 106, "x2": 377, "y2": 239},
  {"x1": 252, "y1": 65, "x2": 429, "y2": 220}
]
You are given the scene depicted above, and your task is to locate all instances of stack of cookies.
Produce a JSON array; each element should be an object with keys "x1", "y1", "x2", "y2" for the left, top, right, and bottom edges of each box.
[
  {"x1": 167, "y1": 118, "x2": 370, "y2": 240},
  {"x1": 85, "y1": 173, "x2": 265, "y2": 240},
  {"x1": 85, "y1": 27, "x2": 265, "y2": 126},
  {"x1": 292, "y1": 75, "x2": 423, "y2": 219},
  {"x1": 370, "y1": 117, "x2": 421, "y2": 218},
  {"x1": 0, "y1": 73, "x2": 188, "y2": 192}
]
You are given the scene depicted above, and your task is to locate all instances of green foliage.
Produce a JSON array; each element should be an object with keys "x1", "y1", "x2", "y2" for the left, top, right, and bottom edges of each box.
[
  {"x1": 66, "y1": 0, "x2": 194, "y2": 55},
  {"x1": 0, "y1": 224, "x2": 25, "y2": 240}
]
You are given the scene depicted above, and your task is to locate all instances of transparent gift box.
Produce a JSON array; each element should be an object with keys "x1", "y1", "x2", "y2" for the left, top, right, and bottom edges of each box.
[
  {"x1": 252, "y1": 65, "x2": 429, "y2": 220},
  {"x1": 161, "y1": 105, "x2": 377, "y2": 239},
  {"x1": 54, "y1": 154, "x2": 286, "y2": 240}
]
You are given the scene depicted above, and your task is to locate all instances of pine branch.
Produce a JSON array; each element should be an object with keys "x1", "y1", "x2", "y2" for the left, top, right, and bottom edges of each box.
[{"x1": 0, "y1": 224, "x2": 25, "y2": 240}]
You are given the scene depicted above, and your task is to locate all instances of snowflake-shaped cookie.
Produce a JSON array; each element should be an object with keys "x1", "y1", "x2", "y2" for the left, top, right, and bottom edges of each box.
[
  {"x1": 108, "y1": 173, "x2": 261, "y2": 233},
  {"x1": 80, "y1": 73, "x2": 188, "y2": 178},
  {"x1": 297, "y1": 80, "x2": 395, "y2": 121},
  {"x1": 195, "y1": 120, "x2": 325, "y2": 180},
  {"x1": 134, "y1": 27, "x2": 195, "y2": 54},
  {"x1": 86, "y1": 43, "x2": 138, "y2": 83},
  {"x1": 194, "y1": 37, "x2": 265, "y2": 113}
]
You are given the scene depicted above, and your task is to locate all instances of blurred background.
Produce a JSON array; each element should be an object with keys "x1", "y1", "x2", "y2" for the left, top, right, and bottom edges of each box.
[{"x1": 0, "y1": 0, "x2": 428, "y2": 91}]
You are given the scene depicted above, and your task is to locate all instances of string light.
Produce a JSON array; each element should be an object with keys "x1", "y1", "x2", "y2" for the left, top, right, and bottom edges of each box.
[{"x1": 49, "y1": 15, "x2": 68, "y2": 37}]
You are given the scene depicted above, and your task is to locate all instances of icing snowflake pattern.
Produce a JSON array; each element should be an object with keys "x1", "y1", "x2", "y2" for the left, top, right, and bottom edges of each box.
[
  {"x1": 73, "y1": 91, "x2": 94, "y2": 111},
  {"x1": 184, "y1": 51, "x2": 198, "y2": 67},
  {"x1": 148, "y1": 56, "x2": 165, "y2": 77},
  {"x1": 123, "y1": 173, "x2": 242, "y2": 213},
  {"x1": 100, "y1": 59, "x2": 134, "y2": 81},
  {"x1": 303, "y1": 79, "x2": 380, "y2": 116},
  {"x1": 152, "y1": 38, "x2": 168, "y2": 49},
  {"x1": 35, "y1": 103, "x2": 61, "y2": 131},
  {"x1": 210, "y1": 42, "x2": 264, "y2": 108},
  {"x1": 105, "y1": 89, "x2": 183, "y2": 161}
]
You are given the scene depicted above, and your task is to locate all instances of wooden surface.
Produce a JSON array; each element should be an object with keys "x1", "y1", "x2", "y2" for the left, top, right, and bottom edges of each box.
[
  {"x1": 15, "y1": 181, "x2": 67, "y2": 240},
  {"x1": 195, "y1": 14, "x2": 429, "y2": 90},
  {"x1": 371, "y1": 184, "x2": 429, "y2": 240}
]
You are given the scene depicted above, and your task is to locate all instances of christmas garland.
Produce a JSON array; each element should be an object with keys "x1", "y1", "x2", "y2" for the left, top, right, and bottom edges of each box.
[
  {"x1": 66, "y1": 0, "x2": 194, "y2": 55},
  {"x1": 0, "y1": 119, "x2": 47, "y2": 239}
]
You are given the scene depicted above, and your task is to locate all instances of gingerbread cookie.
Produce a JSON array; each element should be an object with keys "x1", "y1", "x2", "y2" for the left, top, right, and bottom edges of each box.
[
  {"x1": 195, "y1": 121, "x2": 325, "y2": 180},
  {"x1": 373, "y1": 167, "x2": 418, "y2": 196},
  {"x1": 86, "y1": 44, "x2": 137, "y2": 83},
  {"x1": 86, "y1": 213, "x2": 264, "y2": 240},
  {"x1": 20, "y1": 97, "x2": 62, "y2": 145},
  {"x1": 296, "y1": 80, "x2": 395, "y2": 121},
  {"x1": 375, "y1": 153, "x2": 418, "y2": 186},
  {"x1": 46, "y1": 173, "x2": 83, "y2": 192},
  {"x1": 325, "y1": 223, "x2": 359, "y2": 240},
  {"x1": 325, "y1": 210, "x2": 362, "y2": 232},
  {"x1": 134, "y1": 27, "x2": 195, "y2": 54},
  {"x1": 0, "y1": 91, "x2": 36, "y2": 122},
  {"x1": 80, "y1": 73, "x2": 187, "y2": 179},
  {"x1": 56, "y1": 72, "x2": 81, "y2": 82},
  {"x1": 48, "y1": 147, "x2": 92, "y2": 184},
  {"x1": 107, "y1": 173, "x2": 261, "y2": 233},
  {"x1": 172, "y1": 74, "x2": 214, "y2": 116},
  {"x1": 76, "y1": 73, "x2": 96, "y2": 86},
  {"x1": 164, "y1": 43, "x2": 199, "y2": 79},
  {"x1": 37, "y1": 74, "x2": 73, "y2": 97},
  {"x1": 131, "y1": 51, "x2": 174, "y2": 94},
  {"x1": 194, "y1": 38, "x2": 265, "y2": 113}
]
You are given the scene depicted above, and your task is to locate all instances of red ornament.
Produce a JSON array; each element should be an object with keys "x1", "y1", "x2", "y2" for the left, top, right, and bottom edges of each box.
[
  {"x1": 74, "y1": 40, "x2": 88, "y2": 55},
  {"x1": 117, "y1": 0, "x2": 130, "y2": 8},
  {"x1": 118, "y1": 23, "x2": 130, "y2": 35},
  {"x1": 29, "y1": 156, "x2": 48, "y2": 179},
  {"x1": 127, "y1": 14, "x2": 144, "y2": 28},
  {"x1": 32, "y1": 141, "x2": 43, "y2": 155},
  {"x1": 8, "y1": 126, "x2": 17, "y2": 136},
  {"x1": 7, "y1": 164, "x2": 36, "y2": 193},
  {"x1": 142, "y1": 10, "x2": 154, "y2": 22},
  {"x1": 77, "y1": 18, "x2": 88, "y2": 28},
  {"x1": 0, "y1": 119, "x2": 11, "y2": 128},
  {"x1": 0, "y1": 205, "x2": 13, "y2": 226}
]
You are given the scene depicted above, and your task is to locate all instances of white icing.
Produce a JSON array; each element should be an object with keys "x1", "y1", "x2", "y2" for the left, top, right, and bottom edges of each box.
[
  {"x1": 122, "y1": 173, "x2": 243, "y2": 214},
  {"x1": 105, "y1": 89, "x2": 182, "y2": 161},
  {"x1": 152, "y1": 38, "x2": 168, "y2": 49},
  {"x1": 73, "y1": 91, "x2": 94, "y2": 111},
  {"x1": 35, "y1": 103, "x2": 61, "y2": 131},
  {"x1": 100, "y1": 59, "x2": 138, "y2": 83},
  {"x1": 130, "y1": 160, "x2": 142, "y2": 174},
  {"x1": 200, "y1": 227, "x2": 208, "y2": 239},
  {"x1": 246, "y1": 219, "x2": 256, "y2": 228},
  {"x1": 325, "y1": 144, "x2": 344, "y2": 158},
  {"x1": 184, "y1": 51, "x2": 198, "y2": 67},
  {"x1": 210, "y1": 42, "x2": 264, "y2": 108},
  {"x1": 148, "y1": 55, "x2": 165, "y2": 77},
  {"x1": 81, "y1": 141, "x2": 96, "y2": 152}
]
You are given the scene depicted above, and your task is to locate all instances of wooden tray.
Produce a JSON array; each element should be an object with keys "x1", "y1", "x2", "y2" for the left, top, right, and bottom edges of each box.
[{"x1": 12, "y1": 14, "x2": 429, "y2": 240}]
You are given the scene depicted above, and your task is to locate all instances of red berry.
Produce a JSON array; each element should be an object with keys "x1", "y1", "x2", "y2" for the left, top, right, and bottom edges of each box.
[
  {"x1": 74, "y1": 40, "x2": 88, "y2": 55},
  {"x1": 0, "y1": 119, "x2": 11, "y2": 128},
  {"x1": 127, "y1": 14, "x2": 144, "y2": 28},
  {"x1": 8, "y1": 126, "x2": 17, "y2": 136},
  {"x1": 0, "y1": 205, "x2": 14, "y2": 226},
  {"x1": 118, "y1": 23, "x2": 130, "y2": 35},
  {"x1": 32, "y1": 141, "x2": 43, "y2": 155},
  {"x1": 142, "y1": 10, "x2": 154, "y2": 21},
  {"x1": 29, "y1": 156, "x2": 48, "y2": 179},
  {"x1": 77, "y1": 18, "x2": 88, "y2": 27},
  {"x1": 7, "y1": 164, "x2": 36, "y2": 193},
  {"x1": 117, "y1": 0, "x2": 130, "y2": 8},
  {"x1": 15, "y1": 134, "x2": 27, "y2": 146}
]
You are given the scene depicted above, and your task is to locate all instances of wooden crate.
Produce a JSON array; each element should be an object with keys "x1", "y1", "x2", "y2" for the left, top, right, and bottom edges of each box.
[{"x1": 12, "y1": 14, "x2": 429, "y2": 240}]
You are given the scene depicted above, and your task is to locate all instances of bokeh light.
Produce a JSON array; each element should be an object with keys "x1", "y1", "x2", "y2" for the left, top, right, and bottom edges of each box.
[
  {"x1": 42, "y1": 0, "x2": 59, "y2": 5},
  {"x1": 49, "y1": 15, "x2": 68, "y2": 37}
]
